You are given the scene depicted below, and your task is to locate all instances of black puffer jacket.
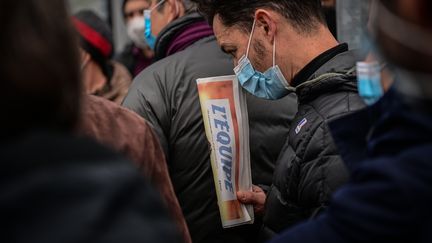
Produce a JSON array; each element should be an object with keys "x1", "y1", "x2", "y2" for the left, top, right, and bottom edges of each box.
[
  {"x1": 263, "y1": 44, "x2": 365, "y2": 237},
  {"x1": 123, "y1": 13, "x2": 297, "y2": 243}
]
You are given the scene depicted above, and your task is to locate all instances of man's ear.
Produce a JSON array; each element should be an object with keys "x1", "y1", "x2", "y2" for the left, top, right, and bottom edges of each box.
[
  {"x1": 254, "y1": 9, "x2": 277, "y2": 45},
  {"x1": 80, "y1": 50, "x2": 91, "y2": 66},
  {"x1": 165, "y1": 0, "x2": 181, "y2": 22}
]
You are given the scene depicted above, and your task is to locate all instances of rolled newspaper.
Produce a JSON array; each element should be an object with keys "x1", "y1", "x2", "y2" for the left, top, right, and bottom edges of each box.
[{"x1": 196, "y1": 75, "x2": 254, "y2": 228}]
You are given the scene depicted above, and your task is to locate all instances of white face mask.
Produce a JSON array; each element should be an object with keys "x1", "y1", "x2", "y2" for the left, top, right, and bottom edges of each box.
[{"x1": 127, "y1": 16, "x2": 148, "y2": 49}]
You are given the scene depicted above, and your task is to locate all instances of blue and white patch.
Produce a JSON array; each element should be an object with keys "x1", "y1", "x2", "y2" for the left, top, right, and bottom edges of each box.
[{"x1": 295, "y1": 118, "x2": 308, "y2": 134}]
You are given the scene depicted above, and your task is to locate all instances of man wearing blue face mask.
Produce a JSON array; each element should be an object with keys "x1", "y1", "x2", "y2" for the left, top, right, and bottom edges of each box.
[
  {"x1": 122, "y1": 0, "x2": 298, "y2": 242},
  {"x1": 191, "y1": 0, "x2": 365, "y2": 240}
]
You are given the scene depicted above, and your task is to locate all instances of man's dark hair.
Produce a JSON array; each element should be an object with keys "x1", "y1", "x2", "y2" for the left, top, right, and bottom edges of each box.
[
  {"x1": 0, "y1": 0, "x2": 81, "y2": 138},
  {"x1": 190, "y1": 0, "x2": 326, "y2": 33}
]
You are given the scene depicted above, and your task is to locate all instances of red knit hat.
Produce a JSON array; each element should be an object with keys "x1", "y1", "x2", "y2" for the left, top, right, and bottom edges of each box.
[{"x1": 72, "y1": 10, "x2": 114, "y2": 80}]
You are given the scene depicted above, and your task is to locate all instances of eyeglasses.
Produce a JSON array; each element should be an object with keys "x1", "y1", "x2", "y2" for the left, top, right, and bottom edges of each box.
[{"x1": 144, "y1": 0, "x2": 166, "y2": 15}]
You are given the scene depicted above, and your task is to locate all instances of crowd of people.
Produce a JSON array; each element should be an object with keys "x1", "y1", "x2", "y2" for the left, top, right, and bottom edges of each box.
[{"x1": 1, "y1": 0, "x2": 431, "y2": 243}]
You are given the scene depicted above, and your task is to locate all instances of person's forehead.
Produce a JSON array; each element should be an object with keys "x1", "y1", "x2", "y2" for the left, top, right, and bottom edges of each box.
[
  {"x1": 125, "y1": 0, "x2": 150, "y2": 11},
  {"x1": 321, "y1": 0, "x2": 336, "y2": 7}
]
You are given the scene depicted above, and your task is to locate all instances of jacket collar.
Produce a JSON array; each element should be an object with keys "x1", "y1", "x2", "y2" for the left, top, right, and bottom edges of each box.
[
  {"x1": 294, "y1": 44, "x2": 359, "y2": 103},
  {"x1": 291, "y1": 43, "x2": 349, "y2": 87},
  {"x1": 154, "y1": 12, "x2": 207, "y2": 61}
]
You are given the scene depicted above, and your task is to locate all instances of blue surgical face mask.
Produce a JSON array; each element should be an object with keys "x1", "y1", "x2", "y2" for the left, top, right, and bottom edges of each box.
[
  {"x1": 356, "y1": 61, "x2": 384, "y2": 105},
  {"x1": 144, "y1": 0, "x2": 165, "y2": 50},
  {"x1": 233, "y1": 19, "x2": 294, "y2": 100}
]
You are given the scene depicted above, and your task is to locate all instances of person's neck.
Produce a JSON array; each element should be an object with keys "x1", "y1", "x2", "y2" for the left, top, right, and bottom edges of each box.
[
  {"x1": 82, "y1": 62, "x2": 107, "y2": 94},
  {"x1": 280, "y1": 25, "x2": 339, "y2": 83}
]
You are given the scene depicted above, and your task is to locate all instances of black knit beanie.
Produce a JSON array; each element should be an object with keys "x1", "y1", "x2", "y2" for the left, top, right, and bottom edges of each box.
[{"x1": 72, "y1": 10, "x2": 114, "y2": 81}]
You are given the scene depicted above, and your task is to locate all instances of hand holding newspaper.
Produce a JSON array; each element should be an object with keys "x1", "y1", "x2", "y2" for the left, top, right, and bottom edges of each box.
[{"x1": 196, "y1": 75, "x2": 254, "y2": 228}]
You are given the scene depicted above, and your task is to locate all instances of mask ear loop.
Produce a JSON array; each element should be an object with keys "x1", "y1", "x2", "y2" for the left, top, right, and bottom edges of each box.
[
  {"x1": 151, "y1": 0, "x2": 166, "y2": 12},
  {"x1": 273, "y1": 36, "x2": 276, "y2": 68},
  {"x1": 246, "y1": 19, "x2": 257, "y2": 58}
]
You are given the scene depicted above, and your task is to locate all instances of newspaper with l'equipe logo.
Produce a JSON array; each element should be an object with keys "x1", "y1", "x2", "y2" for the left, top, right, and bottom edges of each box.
[{"x1": 196, "y1": 75, "x2": 254, "y2": 228}]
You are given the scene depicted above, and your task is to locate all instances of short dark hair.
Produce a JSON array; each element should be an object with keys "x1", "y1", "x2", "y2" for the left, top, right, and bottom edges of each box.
[
  {"x1": 0, "y1": 0, "x2": 81, "y2": 138},
  {"x1": 191, "y1": 0, "x2": 326, "y2": 33}
]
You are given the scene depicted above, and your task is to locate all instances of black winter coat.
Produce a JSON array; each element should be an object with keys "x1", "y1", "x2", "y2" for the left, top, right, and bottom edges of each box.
[{"x1": 263, "y1": 45, "x2": 365, "y2": 237}]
